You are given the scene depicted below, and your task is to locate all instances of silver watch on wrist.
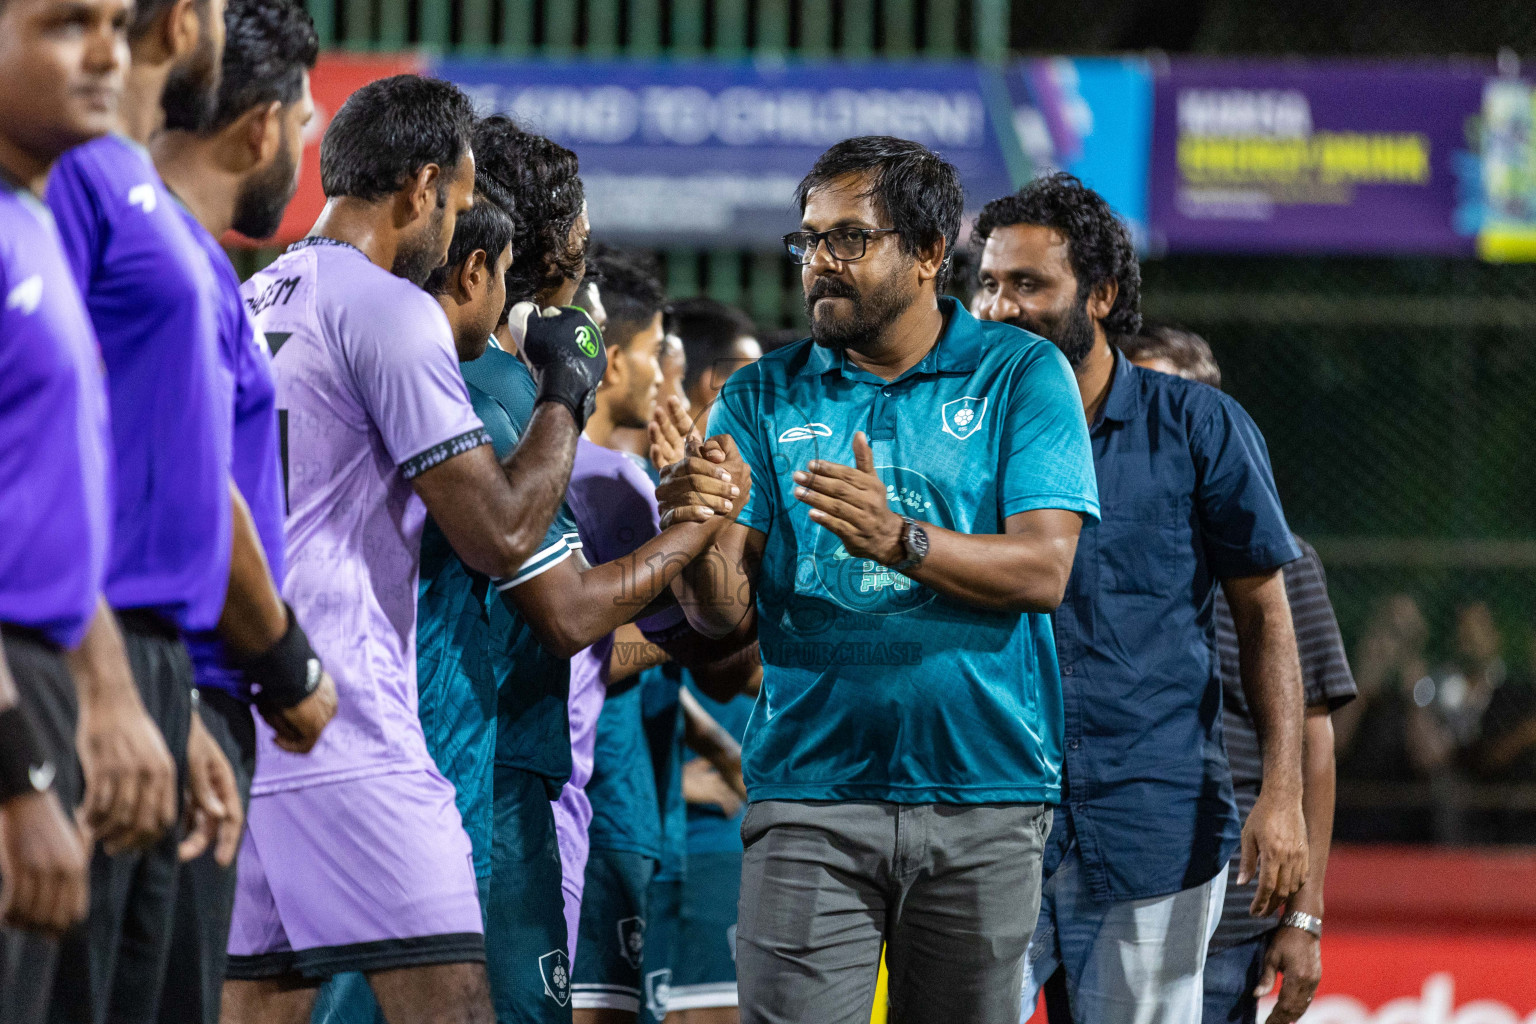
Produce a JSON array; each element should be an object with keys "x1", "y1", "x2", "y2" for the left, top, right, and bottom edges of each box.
[
  {"x1": 1280, "y1": 910, "x2": 1322, "y2": 938},
  {"x1": 890, "y1": 517, "x2": 929, "y2": 575}
]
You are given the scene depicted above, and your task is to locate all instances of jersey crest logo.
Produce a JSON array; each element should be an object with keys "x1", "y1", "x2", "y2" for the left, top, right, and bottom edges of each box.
[
  {"x1": 538, "y1": 948, "x2": 571, "y2": 1006},
  {"x1": 940, "y1": 396, "x2": 988, "y2": 440},
  {"x1": 618, "y1": 916, "x2": 646, "y2": 969},
  {"x1": 5, "y1": 274, "x2": 42, "y2": 316},
  {"x1": 127, "y1": 183, "x2": 157, "y2": 214},
  {"x1": 644, "y1": 968, "x2": 673, "y2": 1018},
  {"x1": 778, "y1": 422, "x2": 833, "y2": 444},
  {"x1": 575, "y1": 324, "x2": 600, "y2": 358}
]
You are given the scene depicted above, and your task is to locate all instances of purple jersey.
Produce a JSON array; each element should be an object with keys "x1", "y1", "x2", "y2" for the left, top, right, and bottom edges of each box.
[
  {"x1": 179, "y1": 207, "x2": 285, "y2": 698},
  {"x1": 0, "y1": 185, "x2": 112, "y2": 649},
  {"x1": 45, "y1": 135, "x2": 232, "y2": 631},
  {"x1": 242, "y1": 239, "x2": 489, "y2": 794}
]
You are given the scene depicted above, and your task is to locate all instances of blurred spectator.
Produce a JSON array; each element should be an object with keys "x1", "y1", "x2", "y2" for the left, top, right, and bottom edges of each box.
[{"x1": 1332, "y1": 594, "x2": 1445, "y2": 842}]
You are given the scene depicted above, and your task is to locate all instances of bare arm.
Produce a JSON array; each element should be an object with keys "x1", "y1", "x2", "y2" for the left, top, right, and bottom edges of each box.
[
  {"x1": 607, "y1": 623, "x2": 668, "y2": 688},
  {"x1": 413, "y1": 404, "x2": 580, "y2": 580},
  {"x1": 505, "y1": 515, "x2": 728, "y2": 659},
  {"x1": 792, "y1": 431, "x2": 1083, "y2": 613},
  {"x1": 67, "y1": 599, "x2": 176, "y2": 851},
  {"x1": 1256, "y1": 707, "x2": 1337, "y2": 1024},
  {"x1": 1225, "y1": 569, "x2": 1308, "y2": 916},
  {"x1": 216, "y1": 481, "x2": 287, "y2": 655},
  {"x1": 681, "y1": 687, "x2": 745, "y2": 801}
]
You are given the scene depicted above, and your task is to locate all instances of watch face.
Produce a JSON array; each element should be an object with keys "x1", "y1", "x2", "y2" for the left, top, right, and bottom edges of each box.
[{"x1": 909, "y1": 523, "x2": 930, "y2": 558}]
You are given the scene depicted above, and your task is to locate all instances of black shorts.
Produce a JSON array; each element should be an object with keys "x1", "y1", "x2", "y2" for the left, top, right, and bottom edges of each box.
[
  {"x1": 51, "y1": 608, "x2": 193, "y2": 1024},
  {"x1": 0, "y1": 624, "x2": 82, "y2": 1024}
]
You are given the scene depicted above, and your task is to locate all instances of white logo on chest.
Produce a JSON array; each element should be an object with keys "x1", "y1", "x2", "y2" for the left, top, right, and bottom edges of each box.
[
  {"x1": 941, "y1": 396, "x2": 989, "y2": 440},
  {"x1": 778, "y1": 422, "x2": 833, "y2": 444},
  {"x1": 5, "y1": 274, "x2": 43, "y2": 315},
  {"x1": 127, "y1": 183, "x2": 157, "y2": 213}
]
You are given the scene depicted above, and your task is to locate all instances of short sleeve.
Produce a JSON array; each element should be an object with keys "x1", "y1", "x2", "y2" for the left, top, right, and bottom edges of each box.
[
  {"x1": 999, "y1": 345, "x2": 1100, "y2": 522},
  {"x1": 43, "y1": 150, "x2": 105, "y2": 292},
  {"x1": 1192, "y1": 395, "x2": 1301, "y2": 579},
  {"x1": 494, "y1": 506, "x2": 574, "y2": 592},
  {"x1": 1283, "y1": 545, "x2": 1357, "y2": 711},
  {"x1": 705, "y1": 372, "x2": 772, "y2": 534},
  {"x1": 345, "y1": 291, "x2": 488, "y2": 479}
]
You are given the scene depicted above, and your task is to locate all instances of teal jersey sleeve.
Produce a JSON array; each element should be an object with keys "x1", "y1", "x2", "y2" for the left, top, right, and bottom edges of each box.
[
  {"x1": 999, "y1": 343, "x2": 1100, "y2": 522},
  {"x1": 704, "y1": 371, "x2": 773, "y2": 534}
]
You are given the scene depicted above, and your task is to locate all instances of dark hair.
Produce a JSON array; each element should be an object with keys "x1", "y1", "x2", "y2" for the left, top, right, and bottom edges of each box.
[
  {"x1": 129, "y1": 0, "x2": 198, "y2": 42},
  {"x1": 973, "y1": 172, "x2": 1142, "y2": 337},
  {"x1": 423, "y1": 188, "x2": 516, "y2": 298},
  {"x1": 585, "y1": 246, "x2": 664, "y2": 349},
  {"x1": 206, "y1": 0, "x2": 317, "y2": 133},
  {"x1": 318, "y1": 75, "x2": 475, "y2": 202},
  {"x1": 472, "y1": 115, "x2": 586, "y2": 306},
  {"x1": 1118, "y1": 323, "x2": 1222, "y2": 389},
  {"x1": 794, "y1": 136, "x2": 963, "y2": 291},
  {"x1": 664, "y1": 297, "x2": 758, "y2": 394}
]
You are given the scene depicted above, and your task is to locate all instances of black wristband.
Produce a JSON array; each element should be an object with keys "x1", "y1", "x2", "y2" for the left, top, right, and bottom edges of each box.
[
  {"x1": 0, "y1": 703, "x2": 54, "y2": 804},
  {"x1": 237, "y1": 604, "x2": 322, "y2": 712}
]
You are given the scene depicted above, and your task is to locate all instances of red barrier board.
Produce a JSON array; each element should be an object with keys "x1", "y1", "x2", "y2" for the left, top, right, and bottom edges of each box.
[{"x1": 227, "y1": 52, "x2": 423, "y2": 248}]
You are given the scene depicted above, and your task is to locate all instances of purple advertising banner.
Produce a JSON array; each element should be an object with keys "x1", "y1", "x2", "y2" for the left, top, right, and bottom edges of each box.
[{"x1": 1150, "y1": 60, "x2": 1487, "y2": 255}]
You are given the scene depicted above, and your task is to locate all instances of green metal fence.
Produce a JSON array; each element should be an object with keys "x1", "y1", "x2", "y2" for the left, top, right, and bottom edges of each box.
[{"x1": 306, "y1": 0, "x2": 1012, "y2": 61}]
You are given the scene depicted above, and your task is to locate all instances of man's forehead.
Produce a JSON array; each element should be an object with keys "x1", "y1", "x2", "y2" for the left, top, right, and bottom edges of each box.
[
  {"x1": 981, "y1": 223, "x2": 1072, "y2": 270},
  {"x1": 802, "y1": 173, "x2": 881, "y2": 226}
]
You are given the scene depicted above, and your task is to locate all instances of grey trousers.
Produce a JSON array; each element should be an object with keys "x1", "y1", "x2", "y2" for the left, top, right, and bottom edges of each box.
[{"x1": 737, "y1": 800, "x2": 1052, "y2": 1024}]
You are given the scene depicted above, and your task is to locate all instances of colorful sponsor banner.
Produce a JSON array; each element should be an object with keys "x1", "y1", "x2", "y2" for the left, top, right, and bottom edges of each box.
[
  {"x1": 1149, "y1": 60, "x2": 1487, "y2": 255},
  {"x1": 1005, "y1": 57, "x2": 1155, "y2": 248},
  {"x1": 439, "y1": 57, "x2": 1016, "y2": 246},
  {"x1": 1479, "y1": 77, "x2": 1536, "y2": 261},
  {"x1": 244, "y1": 53, "x2": 424, "y2": 247}
]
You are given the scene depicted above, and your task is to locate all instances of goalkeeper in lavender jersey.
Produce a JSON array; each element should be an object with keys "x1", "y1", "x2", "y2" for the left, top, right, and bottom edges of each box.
[{"x1": 222, "y1": 78, "x2": 610, "y2": 1024}]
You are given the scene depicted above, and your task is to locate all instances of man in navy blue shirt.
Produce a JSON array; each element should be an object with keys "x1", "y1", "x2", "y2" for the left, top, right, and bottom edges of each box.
[{"x1": 974, "y1": 174, "x2": 1308, "y2": 1024}]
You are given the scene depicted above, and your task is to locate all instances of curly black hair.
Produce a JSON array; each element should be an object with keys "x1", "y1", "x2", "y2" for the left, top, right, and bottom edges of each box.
[
  {"x1": 319, "y1": 75, "x2": 476, "y2": 203},
  {"x1": 207, "y1": 0, "x2": 317, "y2": 132},
  {"x1": 472, "y1": 115, "x2": 587, "y2": 307},
  {"x1": 972, "y1": 172, "x2": 1142, "y2": 337}
]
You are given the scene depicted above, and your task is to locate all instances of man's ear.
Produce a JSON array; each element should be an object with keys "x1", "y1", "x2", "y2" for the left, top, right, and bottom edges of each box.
[
  {"x1": 913, "y1": 236, "x2": 947, "y2": 284},
  {"x1": 458, "y1": 249, "x2": 489, "y2": 301},
  {"x1": 403, "y1": 163, "x2": 441, "y2": 224},
  {"x1": 233, "y1": 101, "x2": 283, "y2": 172},
  {"x1": 1087, "y1": 278, "x2": 1119, "y2": 325},
  {"x1": 166, "y1": 0, "x2": 200, "y2": 61},
  {"x1": 599, "y1": 342, "x2": 625, "y2": 391}
]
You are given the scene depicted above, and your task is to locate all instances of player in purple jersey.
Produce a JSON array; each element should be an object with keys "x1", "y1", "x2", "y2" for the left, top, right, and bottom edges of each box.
[
  {"x1": 0, "y1": 1, "x2": 139, "y2": 1018},
  {"x1": 148, "y1": 3, "x2": 329, "y2": 1022},
  {"x1": 222, "y1": 80, "x2": 608, "y2": 1024},
  {"x1": 44, "y1": 0, "x2": 344, "y2": 1015}
]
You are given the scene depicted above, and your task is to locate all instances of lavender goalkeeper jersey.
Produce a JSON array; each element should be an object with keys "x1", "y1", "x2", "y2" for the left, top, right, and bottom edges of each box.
[{"x1": 242, "y1": 239, "x2": 490, "y2": 794}]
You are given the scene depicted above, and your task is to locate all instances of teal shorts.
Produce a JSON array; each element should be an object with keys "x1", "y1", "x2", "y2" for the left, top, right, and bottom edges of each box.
[
  {"x1": 571, "y1": 848, "x2": 657, "y2": 1013},
  {"x1": 641, "y1": 877, "x2": 683, "y2": 1023},
  {"x1": 488, "y1": 764, "x2": 571, "y2": 1024},
  {"x1": 669, "y1": 850, "x2": 741, "y2": 1011}
]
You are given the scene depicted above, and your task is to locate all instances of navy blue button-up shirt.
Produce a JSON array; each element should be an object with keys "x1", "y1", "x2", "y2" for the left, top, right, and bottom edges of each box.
[{"x1": 1050, "y1": 350, "x2": 1300, "y2": 902}]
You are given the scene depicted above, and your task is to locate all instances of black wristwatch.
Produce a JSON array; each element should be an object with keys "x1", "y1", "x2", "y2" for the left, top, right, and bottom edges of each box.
[{"x1": 890, "y1": 516, "x2": 930, "y2": 575}]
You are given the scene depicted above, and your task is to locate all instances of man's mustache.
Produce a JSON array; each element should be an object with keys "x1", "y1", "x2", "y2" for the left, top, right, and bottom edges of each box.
[{"x1": 807, "y1": 278, "x2": 860, "y2": 304}]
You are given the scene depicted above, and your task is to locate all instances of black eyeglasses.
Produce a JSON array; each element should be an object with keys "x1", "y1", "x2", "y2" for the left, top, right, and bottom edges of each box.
[{"x1": 783, "y1": 227, "x2": 900, "y2": 265}]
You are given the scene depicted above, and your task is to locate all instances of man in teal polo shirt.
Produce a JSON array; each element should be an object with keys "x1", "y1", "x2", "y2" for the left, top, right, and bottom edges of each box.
[{"x1": 662, "y1": 137, "x2": 1100, "y2": 1024}]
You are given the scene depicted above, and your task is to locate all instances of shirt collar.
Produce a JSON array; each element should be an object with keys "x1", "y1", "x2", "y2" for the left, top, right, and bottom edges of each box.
[
  {"x1": 795, "y1": 296, "x2": 983, "y2": 379},
  {"x1": 1096, "y1": 347, "x2": 1144, "y2": 427}
]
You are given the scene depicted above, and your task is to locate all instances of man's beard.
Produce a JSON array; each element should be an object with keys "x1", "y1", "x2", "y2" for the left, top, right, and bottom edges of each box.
[
  {"x1": 160, "y1": 23, "x2": 220, "y2": 131},
  {"x1": 804, "y1": 269, "x2": 914, "y2": 353},
  {"x1": 391, "y1": 203, "x2": 447, "y2": 287},
  {"x1": 1005, "y1": 292, "x2": 1096, "y2": 369},
  {"x1": 231, "y1": 137, "x2": 298, "y2": 240}
]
